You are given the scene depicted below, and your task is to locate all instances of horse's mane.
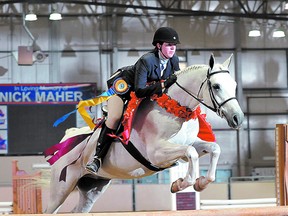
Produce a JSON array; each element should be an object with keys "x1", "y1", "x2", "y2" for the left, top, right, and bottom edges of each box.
[{"x1": 175, "y1": 64, "x2": 208, "y2": 76}]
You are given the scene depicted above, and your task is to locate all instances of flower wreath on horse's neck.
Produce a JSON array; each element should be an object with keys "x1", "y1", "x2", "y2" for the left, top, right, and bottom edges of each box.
[
  {"x1": 119, "y1": 92, "x2": 201, "y2": 145},
  {"x1": 150, "y1": 93, "x2": 200, "y2": 121}
]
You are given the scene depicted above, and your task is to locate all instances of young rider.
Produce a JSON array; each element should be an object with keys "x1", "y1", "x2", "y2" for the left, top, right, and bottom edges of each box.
[{"x1": 86, "y1": 27, "x2": 181, "y2": 173}]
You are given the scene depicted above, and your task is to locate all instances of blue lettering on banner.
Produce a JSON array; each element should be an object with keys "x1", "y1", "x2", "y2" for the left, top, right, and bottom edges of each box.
[{"x1": 0, "y1": 84, "x2": 97, "y2": 104}]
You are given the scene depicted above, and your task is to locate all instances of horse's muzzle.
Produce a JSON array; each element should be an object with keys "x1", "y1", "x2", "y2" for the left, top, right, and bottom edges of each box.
[{"x1": 228, "y1": 112, "x2": 244, "y2": 129}]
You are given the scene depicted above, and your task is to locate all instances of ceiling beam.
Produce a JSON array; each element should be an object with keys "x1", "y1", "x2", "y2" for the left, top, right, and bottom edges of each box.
[{"x1": 0, "y1": 0, "x2": 287, "y2": 21}]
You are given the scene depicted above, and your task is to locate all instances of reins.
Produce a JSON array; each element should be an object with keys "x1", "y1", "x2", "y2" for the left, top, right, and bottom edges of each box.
[{"x1": 175, "y1": 68, "x2": 237, "y2": 116}]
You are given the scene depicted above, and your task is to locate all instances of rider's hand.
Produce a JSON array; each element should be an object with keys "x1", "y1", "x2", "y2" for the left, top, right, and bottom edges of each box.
[{"x1": 164, "y1": 74, "x2": 177, "y2": 89}]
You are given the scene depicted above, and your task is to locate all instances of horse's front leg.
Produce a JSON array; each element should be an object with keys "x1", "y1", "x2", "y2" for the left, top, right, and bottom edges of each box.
[
  {"x1": 193, "y1": 139, "x2": 221, "y2": 192},
  {"x1": 146, "y1": 138, "x2": 199, "y2": 193},
  {"x1": 170, "y1": 145, "x2": 199, "y2": 193}
]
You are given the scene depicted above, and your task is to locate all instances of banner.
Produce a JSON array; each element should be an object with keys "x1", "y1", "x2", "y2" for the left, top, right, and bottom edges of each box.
[
  {"x1": 0, "y1": 105, "x2": 7, "y2": 154},
  {"x1": 0, "y1": 83, "x2": 97, "y2": 104}
]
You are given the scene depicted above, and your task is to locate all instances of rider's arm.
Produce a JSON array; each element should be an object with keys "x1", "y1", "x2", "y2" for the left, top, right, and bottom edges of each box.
[{"x1": 134, "y1": 58, "x2": 163, "y2": 98}]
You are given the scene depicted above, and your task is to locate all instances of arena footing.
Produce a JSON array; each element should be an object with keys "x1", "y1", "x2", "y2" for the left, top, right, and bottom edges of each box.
[{"x1": 8, "y1": 206, "x2": 288, "y2": 216}]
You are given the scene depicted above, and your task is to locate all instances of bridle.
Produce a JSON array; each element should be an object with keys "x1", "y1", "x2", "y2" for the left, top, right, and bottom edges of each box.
[{"x1": 175, "y1": 68, "x2": 237, "y2": 117}]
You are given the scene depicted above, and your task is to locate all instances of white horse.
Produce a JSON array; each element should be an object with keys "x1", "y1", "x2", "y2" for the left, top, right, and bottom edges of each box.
[{"x1": 44, "y1": 54, "x2": 244, "y2": 213}]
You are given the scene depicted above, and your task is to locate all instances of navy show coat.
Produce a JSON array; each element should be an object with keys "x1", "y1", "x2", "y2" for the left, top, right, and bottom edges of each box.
[{"x1": 116, "y1": 49, "x2": 180, "y2": 99}]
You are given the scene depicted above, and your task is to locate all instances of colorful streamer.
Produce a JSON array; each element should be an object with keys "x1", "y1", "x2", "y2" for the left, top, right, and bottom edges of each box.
[{"x1": 53, "y1": 88, "x2": 115, "y2": 129}]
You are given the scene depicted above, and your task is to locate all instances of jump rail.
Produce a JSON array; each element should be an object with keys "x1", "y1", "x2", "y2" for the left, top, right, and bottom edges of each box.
[
  {"x1": 0, "y1": 202, "x2": 13, "y2": 214},
  {"x1": 6, "y1": 206, "x2": 288, "y2": 216},
  {"x1": 200, "y1": 198, "x2": 276, "y2": 210}
]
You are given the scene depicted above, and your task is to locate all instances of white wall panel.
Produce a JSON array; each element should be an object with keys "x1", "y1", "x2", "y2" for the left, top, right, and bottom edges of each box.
[
  {"x1": 248, "y1": 130, "x2": 275, "y2": 164},
  {"x1": 59, "y1": 52, "x2": 100, "y2": 83},
  {"x1": 241, "y1": 50, "x2": 287, "y2": 88},
  {"x1": 249, "y1": 115, "x2": 288, "y2": 129}
]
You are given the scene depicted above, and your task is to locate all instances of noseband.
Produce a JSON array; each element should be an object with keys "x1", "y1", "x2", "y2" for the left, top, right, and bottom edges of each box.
[{"x1": 175, "y1": 69, "x2": 237, "y2": 116}]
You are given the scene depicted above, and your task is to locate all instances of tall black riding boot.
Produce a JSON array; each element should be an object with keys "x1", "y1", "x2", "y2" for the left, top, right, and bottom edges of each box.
[{"x1": 86, "y1": 123, "x2": 115, "y2": 173}]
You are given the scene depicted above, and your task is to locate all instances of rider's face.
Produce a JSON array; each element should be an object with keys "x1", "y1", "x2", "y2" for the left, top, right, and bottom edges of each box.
[{"x1": 159, "y1": 42, "x2": 177, "y2": 59}]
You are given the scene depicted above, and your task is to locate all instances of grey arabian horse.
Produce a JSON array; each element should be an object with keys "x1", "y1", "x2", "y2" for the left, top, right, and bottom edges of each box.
[{"x1": 45, "y1": 54, "x2": 244, "y2": 213}]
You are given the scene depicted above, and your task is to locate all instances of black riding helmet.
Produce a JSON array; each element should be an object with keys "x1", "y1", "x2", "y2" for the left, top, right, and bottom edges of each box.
[{"x1": 152, "y1": 27, "x2": 181, "y2": 46}]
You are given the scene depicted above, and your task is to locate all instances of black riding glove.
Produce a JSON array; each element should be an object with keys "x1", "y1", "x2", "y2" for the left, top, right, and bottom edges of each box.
[{"x1": 164, "y1": 74, "x2": 177, "y2": 89}]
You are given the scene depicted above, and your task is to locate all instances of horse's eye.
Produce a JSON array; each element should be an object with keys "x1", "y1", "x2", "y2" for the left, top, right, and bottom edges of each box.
[{"x1": 213, "y1": 84, "x2": 220, "y2": 91}]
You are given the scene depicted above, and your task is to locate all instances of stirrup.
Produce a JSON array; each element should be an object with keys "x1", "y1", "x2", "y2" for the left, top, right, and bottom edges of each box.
[{"x1": 86, "y1": 158, "x2": 101, "y2": 173}]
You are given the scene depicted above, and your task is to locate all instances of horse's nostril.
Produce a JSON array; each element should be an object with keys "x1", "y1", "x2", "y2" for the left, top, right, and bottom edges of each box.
[{"x1": 233, "y1": 115, "x2": 239, "y2": 126}]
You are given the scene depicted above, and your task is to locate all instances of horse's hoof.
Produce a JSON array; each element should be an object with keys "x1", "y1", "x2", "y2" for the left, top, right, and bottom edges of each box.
[
  {"x1": 170, "y1": 178, "x2": 184, "y2": 193},
  {"x1": 193, "y1": 176, "x2": 207, "y2": 192}
]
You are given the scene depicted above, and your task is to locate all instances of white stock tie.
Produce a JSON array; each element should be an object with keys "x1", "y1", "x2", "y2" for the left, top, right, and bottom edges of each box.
[{"x1": 160, "y1": 62, "x2": 167, "y2": 77}]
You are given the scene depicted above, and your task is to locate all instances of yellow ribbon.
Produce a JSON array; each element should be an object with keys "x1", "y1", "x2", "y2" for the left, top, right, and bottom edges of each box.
[{"x1": 77, "y1": 95, "x2": 112, "y2": 129}]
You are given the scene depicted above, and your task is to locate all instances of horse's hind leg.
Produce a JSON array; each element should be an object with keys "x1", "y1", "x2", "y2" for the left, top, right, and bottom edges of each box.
[
  {"x1": 45, "y1": 166, "x2": 80, "y2": 214},
  {"x1": 45, "y1": 181, "x2": 77, "y2": 213},
  {"x1": 72, "y1": 176, "x2": 111, "y2": 213}
]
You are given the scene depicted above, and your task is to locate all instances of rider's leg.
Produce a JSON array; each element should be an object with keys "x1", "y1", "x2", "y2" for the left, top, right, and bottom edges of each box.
[
  {"x1": 105, "y1": 95, "x2": 124, "y2": 130},
  {"x1": 86, "y1": 95, "x2": 124, "y2": 173}
]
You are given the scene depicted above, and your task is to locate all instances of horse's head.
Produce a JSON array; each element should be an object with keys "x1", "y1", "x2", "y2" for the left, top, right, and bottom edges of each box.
[
  {"x1": 203, "y1": 54, "x2": 244, "y2": 129},
  {"x1": 171, "y1": 53, "x2": 244, "y2": 129}
]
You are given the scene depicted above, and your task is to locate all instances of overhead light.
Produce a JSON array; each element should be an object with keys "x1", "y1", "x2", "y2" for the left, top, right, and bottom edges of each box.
[
  {"x1": 273, "y1": 30, "x2": 285, "y2": 38},
  {"x1": 273, "y1": 29, "x2": 285, "y2": 38},
  {"x1": 248, "y1": 29, "x2": 261, "y2": 37},
  {"x1": 285, "y1": 2, "x2": 288, "y2": 10},
  {"x1": 25, "y1": 12, "x2": 37, "y2": 21},
  {"x1": 49, "y1": 3, "x2": 62, "y2": 20},
  {"x1": 25, "y1": 4, "x2": 37, "y2": 21},
  {"x1": 49, "y1": 12, "x2": 62, "y2": 20},
  {"x1": 248, "y1": 20, "x2": 261, "y2": 37}
]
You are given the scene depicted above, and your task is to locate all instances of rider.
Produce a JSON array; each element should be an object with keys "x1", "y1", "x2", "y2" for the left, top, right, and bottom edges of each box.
[{"x1": 86, "y1": 27, "x2": 181, "y2": 173}]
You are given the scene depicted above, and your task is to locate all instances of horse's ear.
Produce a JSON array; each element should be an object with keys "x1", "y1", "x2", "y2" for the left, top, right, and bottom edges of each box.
[
  {"x1": 222, "y1": 53, "x2": 233, "y2": 68},
  {"x1": 209, "y1": 53, "x2": 215, "y2": 69}
]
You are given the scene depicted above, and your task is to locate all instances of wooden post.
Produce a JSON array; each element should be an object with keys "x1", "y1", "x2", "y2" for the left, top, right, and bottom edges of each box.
[
  {"x1": 12, "y1": 160, "x2": 42, "y2": 214},
  {"x1": 275, "y1": 124, "x2": 288, "y2": 206}
]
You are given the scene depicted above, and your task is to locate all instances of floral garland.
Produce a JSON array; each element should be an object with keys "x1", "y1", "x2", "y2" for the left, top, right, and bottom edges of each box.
[
  {"x1": 150, "y1": 94, "x2": 200, "y2": 121},
  {"x1": 118, "y1": 92, "x2": 212, "y2": 145},
  {"x1": 150, "y1": 93, "x2": 215, "y2": 142}
]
